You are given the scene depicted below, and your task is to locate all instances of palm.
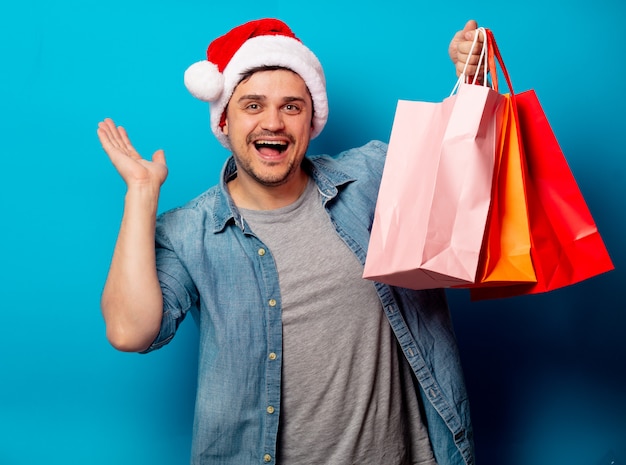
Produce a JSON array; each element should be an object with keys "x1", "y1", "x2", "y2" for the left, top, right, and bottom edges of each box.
[{"x1": 97, "y1": 118, "x2": 168, "y2": 188}]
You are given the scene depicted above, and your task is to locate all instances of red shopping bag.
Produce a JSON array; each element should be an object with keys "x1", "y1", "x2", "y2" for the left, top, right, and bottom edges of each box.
[
  {"x1": 470, "y1": 31, "x2": 614, "y2": 299},
  {"x1": 364, "y1": 30, "x2": 506, "y2": 289}
]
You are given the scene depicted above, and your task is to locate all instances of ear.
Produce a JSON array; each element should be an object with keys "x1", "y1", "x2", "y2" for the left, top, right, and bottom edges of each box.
[{"x1": 221, "y1": 118, "x2": 229, "y2": 136}]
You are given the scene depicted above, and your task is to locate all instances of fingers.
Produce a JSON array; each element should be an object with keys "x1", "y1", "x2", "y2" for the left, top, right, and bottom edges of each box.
[
  {"x1": 449, "y1": 19, "x2": 483, "y2": 77},
  {"x1": 455, "y1": 50, "x2": 482, "y2": 77},
  {"x1": 97, "y1": 118, "x2": 140, "y2": 160},
  {"x1": 97, "y1": 118, "x2": 120, "y2": 143},
  {"x1": 457, "y1": 29, "x2": 484, "y2": 58},
  {"x1": 97, "y1": 118, "x2": 123, "y2": 155},
  {"x1": 97, "y1": 120, "x2": 122, "y2": 164},
  {"x1": 454, "y1": 24, "x2": 486, "y2": 78},
  {"x1": 117, "y1": 126, "x2": 140, "y2": 158}
]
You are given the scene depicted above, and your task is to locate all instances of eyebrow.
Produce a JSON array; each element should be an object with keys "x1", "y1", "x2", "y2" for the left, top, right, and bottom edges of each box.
[{"x1": 237, "y1": 95, "x2": 307, "y2": 104}]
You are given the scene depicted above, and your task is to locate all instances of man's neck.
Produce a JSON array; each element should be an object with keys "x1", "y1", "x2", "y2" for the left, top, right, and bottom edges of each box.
[{"x1": 227, "y1": 170, "x2": 310, "y2": 211}]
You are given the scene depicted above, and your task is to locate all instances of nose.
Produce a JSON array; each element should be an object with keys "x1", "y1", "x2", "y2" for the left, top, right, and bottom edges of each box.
[{"x1": 260, "y1": 107, "x2": 285, "y2": 132}]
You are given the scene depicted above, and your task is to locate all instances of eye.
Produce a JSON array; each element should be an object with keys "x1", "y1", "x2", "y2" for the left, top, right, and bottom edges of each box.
[
  {"x1": 245, "y1": 103, "x2": 261, "y2": 111},
  {"x1": 283, "y1": 103, "x2": 301, "y2": 114}
]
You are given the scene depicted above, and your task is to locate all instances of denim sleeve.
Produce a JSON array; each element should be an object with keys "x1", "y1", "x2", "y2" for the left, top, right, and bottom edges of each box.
[{"x1": 141, "y1": 221, "x2": 198, "y2": 353}]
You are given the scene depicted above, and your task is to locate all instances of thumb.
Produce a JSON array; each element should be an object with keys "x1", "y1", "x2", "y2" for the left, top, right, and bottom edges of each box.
[
  {"x1": 152, "y1": 149, "x2": 166, "y2": 165},
  {"x1": 463, "y1": 19, "x2": 479, "y2": 40}
]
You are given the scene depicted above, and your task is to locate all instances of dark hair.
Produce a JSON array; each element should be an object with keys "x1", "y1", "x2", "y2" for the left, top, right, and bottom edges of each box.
[{"x1": 238, "y1": 65, "x2": 294, "y2": 84}]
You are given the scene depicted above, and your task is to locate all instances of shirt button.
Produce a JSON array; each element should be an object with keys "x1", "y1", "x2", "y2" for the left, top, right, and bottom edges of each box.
[
  {"x1": 263, "y1": 454, "x2": 272, "y2": 462},
  {"x1": 266, "y1": 405, "x2": 275, "y2": 414},
  {"x1": 258, "y1": 248, "x2": 266, "y2": 256},
  {"x1": 268, "y1": 299, "x2": 277, "y2": 307},
  {"x1": 268, "y1": 352, "x2": 277, "y2": 361}
]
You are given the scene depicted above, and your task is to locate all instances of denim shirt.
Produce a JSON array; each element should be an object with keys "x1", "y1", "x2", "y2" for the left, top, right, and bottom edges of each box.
[{"x1": 150, "y1": 140, "x2": 474, "y2": 465}]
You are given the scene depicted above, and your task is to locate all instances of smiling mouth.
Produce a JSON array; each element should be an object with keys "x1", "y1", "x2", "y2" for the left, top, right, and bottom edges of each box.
[{"x1": 254, "y1": 140, "x2": 289, "y2": 155}]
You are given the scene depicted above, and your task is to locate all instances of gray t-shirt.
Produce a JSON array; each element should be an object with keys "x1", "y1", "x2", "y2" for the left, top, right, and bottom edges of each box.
[{"x1": 241, "y1": 179, "x2": 436, "y2": 465}]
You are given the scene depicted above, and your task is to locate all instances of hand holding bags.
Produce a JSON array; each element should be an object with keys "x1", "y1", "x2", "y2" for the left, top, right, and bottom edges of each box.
[
  {"x1": 363, "y1": 29, "x2": 506, "y2": 289},
  {"x1": 364, "y1": 27, "x2": 614, "y2": 296}
]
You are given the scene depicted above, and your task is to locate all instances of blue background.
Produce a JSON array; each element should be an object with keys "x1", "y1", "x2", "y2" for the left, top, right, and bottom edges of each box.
[{"x1": 1, "y1": 1, "x2": 624, "y2": 464}]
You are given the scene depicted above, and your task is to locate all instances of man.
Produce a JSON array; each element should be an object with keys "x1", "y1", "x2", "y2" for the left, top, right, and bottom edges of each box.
[{"x1": 97, "y1": 18, "x2": 484, "y2": 465}]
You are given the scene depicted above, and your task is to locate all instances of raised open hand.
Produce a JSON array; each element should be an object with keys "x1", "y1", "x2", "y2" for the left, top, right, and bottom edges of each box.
[{"x1": 97, "y1": 118, "x2": 168, "y2": 190}]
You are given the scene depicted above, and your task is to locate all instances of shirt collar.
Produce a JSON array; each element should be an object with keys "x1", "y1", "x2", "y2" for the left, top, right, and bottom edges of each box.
[{"x1": 210, "y1": 155, "x2": 355, "y2": 234}]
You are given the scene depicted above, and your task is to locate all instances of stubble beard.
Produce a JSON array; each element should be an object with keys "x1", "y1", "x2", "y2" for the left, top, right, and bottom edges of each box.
[
  {"x1": 237, "y1": 155, "x2": 298, "y2": 188},
  {"x1": 234, "y1": 131, "x2": 308, "y2": 188}
]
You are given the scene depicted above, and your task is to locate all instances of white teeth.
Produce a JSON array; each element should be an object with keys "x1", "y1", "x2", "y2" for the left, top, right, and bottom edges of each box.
[{"x1": 256, "y1": 140, "x2": 287, "y2": 146}]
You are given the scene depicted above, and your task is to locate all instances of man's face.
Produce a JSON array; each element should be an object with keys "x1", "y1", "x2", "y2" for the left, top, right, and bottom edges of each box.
[{"x1": 223, "y1": 69, "x2": 313, "y2": 188}]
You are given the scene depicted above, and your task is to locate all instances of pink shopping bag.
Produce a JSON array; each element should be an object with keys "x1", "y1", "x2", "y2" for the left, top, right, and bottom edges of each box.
[{"x1": 363, "y1": 81, "x2": 505, "y2": 289}]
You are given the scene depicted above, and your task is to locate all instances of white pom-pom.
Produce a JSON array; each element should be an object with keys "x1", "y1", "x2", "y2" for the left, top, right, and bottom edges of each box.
[{"x1": 184, "y1": 61, "x2": 224, "y2": 102}]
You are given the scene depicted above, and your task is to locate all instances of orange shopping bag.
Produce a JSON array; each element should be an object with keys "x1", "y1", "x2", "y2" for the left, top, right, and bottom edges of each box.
[{"x1": 465, "y1": 92, "x2": 536, "y2": 286}]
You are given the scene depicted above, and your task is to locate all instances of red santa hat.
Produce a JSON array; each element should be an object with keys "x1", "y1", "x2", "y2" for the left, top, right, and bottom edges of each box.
[{"x1": 184, "y1": 18, "x2": 328, "y2": 149}]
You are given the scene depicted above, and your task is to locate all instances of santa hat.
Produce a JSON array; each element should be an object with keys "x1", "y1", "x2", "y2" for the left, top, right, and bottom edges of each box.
[{"x1": 184, "y1": 18, "x2": 328, "y2": 149}]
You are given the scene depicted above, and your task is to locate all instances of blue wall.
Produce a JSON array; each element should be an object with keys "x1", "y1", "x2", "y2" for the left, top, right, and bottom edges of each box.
[{"x1": 1, "y1": 1, "x2": 624, "y2": 464}]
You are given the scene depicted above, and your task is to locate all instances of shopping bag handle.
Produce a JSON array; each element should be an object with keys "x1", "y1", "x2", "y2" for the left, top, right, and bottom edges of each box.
[
  {"x1": 484, "y1": 28, "x2": 526, "y2": 146},
  {"x1": 485, "y1": 28, "x2": 516, "y2": 96}
]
